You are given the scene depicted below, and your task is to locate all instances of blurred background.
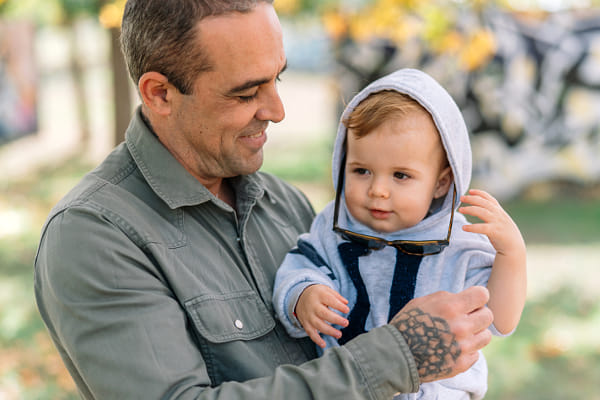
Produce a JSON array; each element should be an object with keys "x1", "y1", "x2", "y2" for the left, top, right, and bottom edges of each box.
[{"x1": 1, "y1": 0, "x2": 599, "y2": 398}]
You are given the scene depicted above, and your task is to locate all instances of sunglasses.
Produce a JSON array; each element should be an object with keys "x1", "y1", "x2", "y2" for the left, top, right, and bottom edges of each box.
[{"x1": 332, "y1": 154, "x2": 455, "y2": 256}]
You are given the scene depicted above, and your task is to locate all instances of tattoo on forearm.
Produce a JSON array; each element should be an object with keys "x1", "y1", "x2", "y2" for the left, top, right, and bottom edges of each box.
[{"x1": 391, "y1": 308, "x2": 461, "y2": 380}]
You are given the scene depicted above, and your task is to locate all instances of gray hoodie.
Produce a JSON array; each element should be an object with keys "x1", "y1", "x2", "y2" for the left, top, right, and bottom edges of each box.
[{"x1": 273, "y1": 69, "x2": 499, "y2": 399}]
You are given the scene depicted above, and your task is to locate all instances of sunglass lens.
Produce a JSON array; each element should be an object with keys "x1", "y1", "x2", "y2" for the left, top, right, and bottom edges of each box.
[{"x1": 400, "y1": 243, "x2": 428, "y2": 255}]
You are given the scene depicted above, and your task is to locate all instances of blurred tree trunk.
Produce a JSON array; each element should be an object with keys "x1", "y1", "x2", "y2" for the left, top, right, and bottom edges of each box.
[
  {"x1": 69, "y1": 21, "x2": 91, "y2": 149},
  {"x1": 108, "y1": 26, "x2": 131, "y2": 146}
]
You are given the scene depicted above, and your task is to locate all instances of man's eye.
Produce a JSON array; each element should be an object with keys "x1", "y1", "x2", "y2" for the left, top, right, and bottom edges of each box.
[{"x1": 239, "y1": 93, "x2": 258, "y2": 103}]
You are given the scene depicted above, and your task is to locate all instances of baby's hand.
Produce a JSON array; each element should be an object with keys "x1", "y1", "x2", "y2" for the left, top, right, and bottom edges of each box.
[
  {"x1": 459, "y1": 189, "x2": 526, "y2": 257},
  {"x1": 295, "y1": 284, "x2": 350, "y2": 348}
]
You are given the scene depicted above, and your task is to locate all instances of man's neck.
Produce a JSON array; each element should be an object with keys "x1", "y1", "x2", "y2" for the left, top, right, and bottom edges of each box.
[
  {"x1": 215, "y1": 179, "x2": 236, "y2": 209},
  {"x1": 140, "y1": 107, "x2": 237, "y2": 209}
]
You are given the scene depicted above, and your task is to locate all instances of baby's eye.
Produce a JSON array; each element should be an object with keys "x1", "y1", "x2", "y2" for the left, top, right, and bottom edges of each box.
[
  {"x1": 353, "y1": 168, "x2": 369, "y2": 175},
  {"x1": 394, "y1": 172, "x2": 408, "y2": 180}
]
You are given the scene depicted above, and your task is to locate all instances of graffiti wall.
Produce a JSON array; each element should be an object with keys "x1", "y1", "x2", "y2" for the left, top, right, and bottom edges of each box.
[
  {"x1": 334, "y1": 10, "x2": 600, "y2": 199},
  {"x1": 0, "y1": 21, "x2": 37, "y2": 145}
]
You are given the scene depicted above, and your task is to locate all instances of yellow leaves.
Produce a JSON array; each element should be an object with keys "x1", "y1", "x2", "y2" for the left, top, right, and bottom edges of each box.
[
  {"x1": 421, "y1": 4, "x2": 452, "y2": 46},
  {"x1": 274, "y1": 0, "x2": 301, "y2": 16},
  {"x1": 99, "y1": 0, "x2": 126, "y2": 29},
  {"x1": 322, "y1": 11, "x2": 348, "y2": 41},
  {"x1": 459, "y1": 29, "x2": 497, "y2": 70},
  {"x1": 337, "y1": 2, "x2": 423, "y2": 44},
  {"x1": 434, "y1": 30, "x2": 463, "y2": 54},
  {"x1": 324, "y1": 0, "x2": 498, "y2": 72}
]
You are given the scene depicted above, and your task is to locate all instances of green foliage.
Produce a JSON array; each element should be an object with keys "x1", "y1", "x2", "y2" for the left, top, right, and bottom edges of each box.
[
  {"x1": 503, "y1": 198, "x2": 600, "y2": 244},
  {"x1": 0, "y1": 0, "x2": 102, "y2": 24},
  {"x1": 485, "y1": 287, "x2": 600, "y2": 400},
  {"x1": 262, "y1": 135, "x2": 332, "y2": 182},
  {"x1": 59, "y1": 0, "x2": 102, "y2": 18},
  {"x1": 0, "y1": 0, "x2": 61, "y2": 24}
]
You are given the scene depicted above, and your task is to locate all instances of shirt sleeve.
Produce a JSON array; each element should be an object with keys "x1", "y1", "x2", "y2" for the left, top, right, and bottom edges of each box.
[{"x1": 35, "y1": 207, "x2": 420, "y2": 399}]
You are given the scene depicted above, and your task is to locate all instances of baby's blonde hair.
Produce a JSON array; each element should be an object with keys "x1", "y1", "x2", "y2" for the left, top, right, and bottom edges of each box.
[
  {"x1": 344, "y1": 90, "x2": 449, "y2": 169},
  {"x1": 344, "y1": 90, "x2": 430, "y2": 139}
]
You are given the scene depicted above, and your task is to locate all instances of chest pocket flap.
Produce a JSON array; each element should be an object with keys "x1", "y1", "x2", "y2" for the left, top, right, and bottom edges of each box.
[{"x1": 185, "y1": 291, "x2": 276, "y2": 343}]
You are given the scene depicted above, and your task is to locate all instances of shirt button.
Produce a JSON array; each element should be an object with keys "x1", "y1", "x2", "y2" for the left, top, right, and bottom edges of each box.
[{"x1": 234, "y1": 319, "x2": 244, "y2": 329}]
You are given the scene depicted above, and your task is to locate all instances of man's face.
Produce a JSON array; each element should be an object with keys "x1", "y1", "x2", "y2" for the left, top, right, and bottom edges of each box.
[{"x1": 165, "y1": 3, "x2": 286, "y2": 182}]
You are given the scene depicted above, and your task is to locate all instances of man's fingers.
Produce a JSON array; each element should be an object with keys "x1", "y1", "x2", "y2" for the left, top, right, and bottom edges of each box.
[
  {"x1": 453, "y1": 328, "x2": 491, "y2": 374},
  {"x1": 467, "y1": 304, "x2": 494, "y2": 336},
  {"x1": 459, "y1": 286, "x2": 490, "y2": 314},
  {"x1": 471, "y1": 328, "x2": 493, "y2": 353},
  {"x1": 451, "y1": 350, "x2": 481, "y2": 377}
]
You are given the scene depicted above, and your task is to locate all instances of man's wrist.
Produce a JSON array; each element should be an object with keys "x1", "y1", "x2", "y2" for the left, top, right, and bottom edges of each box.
[{"x1": 345, "y1": 325, "x2": 420, "y2": 396}]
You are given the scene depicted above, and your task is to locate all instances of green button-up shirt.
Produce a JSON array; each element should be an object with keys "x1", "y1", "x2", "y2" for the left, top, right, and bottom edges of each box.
[{"x1": 34, "y1": 108, "x2": 419, "y2": 399}]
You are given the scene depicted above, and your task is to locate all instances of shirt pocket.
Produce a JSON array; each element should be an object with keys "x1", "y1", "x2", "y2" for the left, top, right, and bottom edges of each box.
[{"x1": 184, "y1": 290, "x2": 276, "y2": 343}]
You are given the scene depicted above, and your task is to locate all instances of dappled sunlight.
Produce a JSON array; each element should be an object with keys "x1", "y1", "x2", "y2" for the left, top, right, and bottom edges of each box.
[
  {"x1": 526, "y1": 243, "x2": 600, "y2": 299},
  {"x1": 0, "y1": 209, "x2": 29, "y2": 237}
]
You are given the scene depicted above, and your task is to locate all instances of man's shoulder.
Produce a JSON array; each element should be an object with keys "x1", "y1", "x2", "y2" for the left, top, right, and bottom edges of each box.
[
  {"x1": 252, "y1": 171, "x2": 316, "y2": 227},
  {"x1": 255, "y1": 170, "x2": 295, "y2": 191},
  {"x1": 255, "y1": 171, "x2": 312, "y2": 207},
  {"x1": 46, "y1": 143, "x2": 142, "y2": 221}
]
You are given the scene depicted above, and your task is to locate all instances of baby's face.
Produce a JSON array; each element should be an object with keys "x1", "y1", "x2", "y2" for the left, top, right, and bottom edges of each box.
[{"x1": 344, "y1": 111, "x2": 448, "y2": 233}]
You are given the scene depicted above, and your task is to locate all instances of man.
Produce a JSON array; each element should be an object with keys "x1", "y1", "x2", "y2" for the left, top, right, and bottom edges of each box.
[{"x1": 34, "y1": 1, "x2": 493, "y2": 398}]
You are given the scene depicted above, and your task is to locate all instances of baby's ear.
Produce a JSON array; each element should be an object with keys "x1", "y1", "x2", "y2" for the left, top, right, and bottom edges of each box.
[{"x1": 434, "y1": 167, "x2": 453, "y2": 199}]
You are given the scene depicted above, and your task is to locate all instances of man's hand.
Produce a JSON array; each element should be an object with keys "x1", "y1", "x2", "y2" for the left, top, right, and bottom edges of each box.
[
  {"x1": 295, "y1": 284, "x2": 350, "y2": 348},
  {"x1": 389, "y1": 286, "x2": 493, "y2": 382}
]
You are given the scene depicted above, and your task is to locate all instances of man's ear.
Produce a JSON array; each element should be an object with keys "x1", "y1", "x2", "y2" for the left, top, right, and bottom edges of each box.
[
  {"x1": 139, "y1": 72, "x2": 174, "y2": 116},
  {"x1": 434, "y1": 166, "x2": 453, "y2": 199}
]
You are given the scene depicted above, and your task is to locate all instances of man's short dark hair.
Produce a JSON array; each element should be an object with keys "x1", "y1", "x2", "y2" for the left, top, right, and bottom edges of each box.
[{"x1": 120, "y1": 0, "x2": 274, "y2": 95}]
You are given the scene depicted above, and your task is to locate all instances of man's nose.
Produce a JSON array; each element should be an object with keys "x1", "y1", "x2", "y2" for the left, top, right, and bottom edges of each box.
[{"x1": 256, "y1": 84, "x2": 285, "y2": 123}]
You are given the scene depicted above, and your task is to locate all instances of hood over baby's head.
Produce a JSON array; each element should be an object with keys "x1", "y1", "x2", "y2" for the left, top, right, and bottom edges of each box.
[{"x1": 331, "y1": 68, "x2": 472, "y2": 217}]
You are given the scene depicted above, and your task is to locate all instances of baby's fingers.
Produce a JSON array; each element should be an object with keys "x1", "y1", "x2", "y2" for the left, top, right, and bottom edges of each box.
[
  {"x1": 313, "y1": 319, "x2": 343, "y2": 341},
  {"x1": 459, "y1": 204, "x2": 494, "y2": 224},
  {"x1": 318, "y1": 306, "x2": 349, "y2": 328},
  {"x1": 304, "y1": 325, "x2": 327, "y2": 348},
  {"x1": 324, "y1": 291, "x2": 350, "y2": 314},
  {"x1": 465, "y1": 188, "x2": 497, "y2": 203}
]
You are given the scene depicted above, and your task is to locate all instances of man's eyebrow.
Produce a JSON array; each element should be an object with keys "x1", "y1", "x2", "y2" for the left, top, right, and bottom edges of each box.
[{"x1": 227, "y1": 62, "x2": 288, "y2": 95}]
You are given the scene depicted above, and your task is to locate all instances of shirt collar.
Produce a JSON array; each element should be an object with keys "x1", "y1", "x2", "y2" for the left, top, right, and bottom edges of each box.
[{"x1": 125, "y1": 107, "x2": 266, "y2": 209}]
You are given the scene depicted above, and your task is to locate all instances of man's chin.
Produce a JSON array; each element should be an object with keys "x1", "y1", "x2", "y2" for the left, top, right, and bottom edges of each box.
[{"x1": 230, "y1": 154, "x2": 264, "y2": 177}]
